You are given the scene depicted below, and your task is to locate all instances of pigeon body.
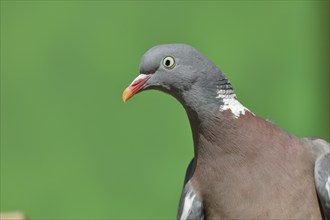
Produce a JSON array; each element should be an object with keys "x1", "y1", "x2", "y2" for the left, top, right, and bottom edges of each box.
[{"x1": 123, "y1": 44, "x2": 330, "y2": 219}]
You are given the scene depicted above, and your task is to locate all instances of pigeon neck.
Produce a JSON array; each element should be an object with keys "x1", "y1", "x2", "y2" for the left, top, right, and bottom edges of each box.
[
  {"x1": 176, "y1": 74, "x2": 254, "y2": 159},
  {"x1": 179, "y1": 73, "x2": 251, "y2": 122},
  {"x1": 185, "y1": 101, "x2": 254, "y2": 162}
]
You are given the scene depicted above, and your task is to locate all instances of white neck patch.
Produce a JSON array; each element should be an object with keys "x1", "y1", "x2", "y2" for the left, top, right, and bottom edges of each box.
[{"x1": 216, "y1": 89, "x2": 253, "y2": 119}]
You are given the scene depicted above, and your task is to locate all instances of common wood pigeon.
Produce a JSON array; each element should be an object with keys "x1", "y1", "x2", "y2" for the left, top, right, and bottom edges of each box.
[{"x1": 122, "y1": 44, "x2": 330, "y2": 219}]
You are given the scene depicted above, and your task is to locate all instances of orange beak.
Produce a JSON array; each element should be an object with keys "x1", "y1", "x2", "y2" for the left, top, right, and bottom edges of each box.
[{"x1": 122, "y1": 74, "x2": 151, "y2": 102}]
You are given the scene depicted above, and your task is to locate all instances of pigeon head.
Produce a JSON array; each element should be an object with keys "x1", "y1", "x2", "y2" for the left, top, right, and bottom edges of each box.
[{"x1": 122, "y1": 44, "x2": 230, "y2": 105}]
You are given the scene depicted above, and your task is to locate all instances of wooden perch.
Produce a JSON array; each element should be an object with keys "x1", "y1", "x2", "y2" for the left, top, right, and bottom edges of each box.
[{"x1": 0, "y1": 212, "x2": 26, "y2": 220}]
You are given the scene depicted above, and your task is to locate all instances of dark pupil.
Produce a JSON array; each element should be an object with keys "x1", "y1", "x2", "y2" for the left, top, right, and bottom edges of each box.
[{"x1": 165, "y1": 59, "x2": 171, "y2": 66}]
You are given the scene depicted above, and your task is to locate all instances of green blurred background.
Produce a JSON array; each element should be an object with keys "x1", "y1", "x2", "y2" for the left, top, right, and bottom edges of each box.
[{"x1": 1, "y1": 1, "x2": 329, "y2": 219}]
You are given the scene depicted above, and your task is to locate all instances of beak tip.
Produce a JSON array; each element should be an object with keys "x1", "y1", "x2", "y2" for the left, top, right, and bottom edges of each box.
[
  {"x1": 122, "y1": 74, "x2": 151, "y2": 103},
  {"x1": 122, "y1": 88, "x2": 133, "y2": 103}
]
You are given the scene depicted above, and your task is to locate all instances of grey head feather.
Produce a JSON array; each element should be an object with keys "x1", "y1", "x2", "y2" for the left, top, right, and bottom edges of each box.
[{"x1": 139, "y1": 44, "x2": 235, "y2": 117}]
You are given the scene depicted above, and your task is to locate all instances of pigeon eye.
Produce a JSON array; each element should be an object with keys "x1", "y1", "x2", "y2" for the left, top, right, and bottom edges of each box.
[{"x1": 163, "y1": 56, "x2": 175, "y2": 69}]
